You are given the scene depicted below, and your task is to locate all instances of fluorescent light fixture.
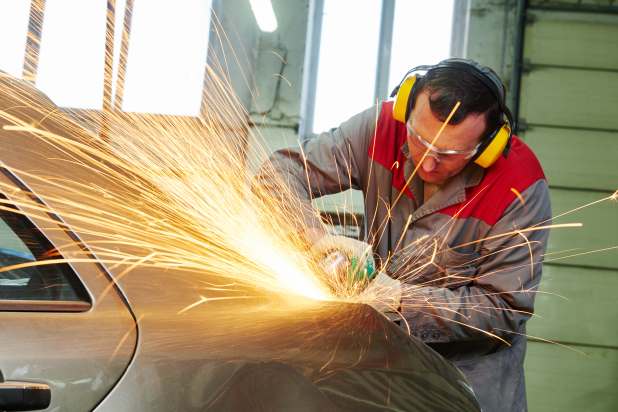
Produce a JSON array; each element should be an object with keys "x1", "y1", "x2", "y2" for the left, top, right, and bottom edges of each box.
[{"x1": 249, "y1": 0, "x2": 278, "y2": 32}]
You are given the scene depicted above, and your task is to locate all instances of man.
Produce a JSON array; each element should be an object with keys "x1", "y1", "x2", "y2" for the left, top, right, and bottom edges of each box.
[{"x1": 257, "y1": 59, "x2": 551, "y2": 411}]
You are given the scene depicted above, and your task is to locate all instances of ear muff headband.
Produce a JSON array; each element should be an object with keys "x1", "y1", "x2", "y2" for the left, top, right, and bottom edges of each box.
[{"x1": 390, "y1": 59, "x2": 513, "y2": 168}]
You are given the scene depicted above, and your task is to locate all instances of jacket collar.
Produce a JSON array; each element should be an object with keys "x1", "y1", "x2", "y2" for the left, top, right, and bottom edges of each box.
[{"x1": 401, "y1": 142, "x2": 484, "y2": 222}]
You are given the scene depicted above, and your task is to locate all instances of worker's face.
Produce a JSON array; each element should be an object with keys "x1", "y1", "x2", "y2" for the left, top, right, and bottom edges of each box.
[{"x1": 406, "y1": 91, "x2": 487, "y2": 185}]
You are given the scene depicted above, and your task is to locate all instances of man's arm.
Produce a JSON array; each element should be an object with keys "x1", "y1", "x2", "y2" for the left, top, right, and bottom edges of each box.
[
  {"x1": 399, "y1": 180, "x2": 552, "y2": 343},
  {"x1": 254, "y1": 105, "x2": 379, "y2": 237}
]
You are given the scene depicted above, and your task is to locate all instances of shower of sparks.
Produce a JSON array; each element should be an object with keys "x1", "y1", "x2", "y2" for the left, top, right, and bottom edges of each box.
[{"x1": 0, "y1": 57, "x2": 334, "y2": 305}]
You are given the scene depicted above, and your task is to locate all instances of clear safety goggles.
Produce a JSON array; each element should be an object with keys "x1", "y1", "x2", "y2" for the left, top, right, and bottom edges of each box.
[{"x1": 406, "y1": 122, "x2": 481, "y2": 162}]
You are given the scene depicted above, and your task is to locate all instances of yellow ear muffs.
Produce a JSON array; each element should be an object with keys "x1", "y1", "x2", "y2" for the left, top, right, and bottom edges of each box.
[
  {"x1": 473, "y1": 124, "x2": 511, "y2": 168},
  {"x1": 392, "y1": 75, "x2": 418, "y2": 123}
]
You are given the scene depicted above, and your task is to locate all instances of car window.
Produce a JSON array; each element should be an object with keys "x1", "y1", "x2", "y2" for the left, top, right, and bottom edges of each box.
[{"x1": 0, "y1": 205, "x2": 90, "y2": 304}]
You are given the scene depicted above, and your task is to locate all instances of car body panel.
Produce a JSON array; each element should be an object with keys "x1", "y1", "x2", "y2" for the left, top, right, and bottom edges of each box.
[{"x1": 95, "y1": 269, "x2": 479, "y2": 411}]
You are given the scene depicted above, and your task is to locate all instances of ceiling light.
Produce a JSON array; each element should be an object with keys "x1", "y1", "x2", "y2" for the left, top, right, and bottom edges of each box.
[{"x1": 249, "y1": 0, "x2": 278, "y2": 32}]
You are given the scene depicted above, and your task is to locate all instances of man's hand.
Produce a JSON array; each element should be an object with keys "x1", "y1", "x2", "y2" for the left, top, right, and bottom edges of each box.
[
  {"x1": 361, "y1": 272, "x2": 402, "y2": 314},
  {"x1": 310, "y1": 235, "x2": 375, "y2": 286},
  {"x1": 311, "y1": 234, "x2": 372, "y2": 261}
]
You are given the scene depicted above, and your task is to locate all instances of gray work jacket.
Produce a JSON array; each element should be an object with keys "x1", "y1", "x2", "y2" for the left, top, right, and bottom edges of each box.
[{"x1": 257, "y1": 101, "x2": 551, "y2": 412}]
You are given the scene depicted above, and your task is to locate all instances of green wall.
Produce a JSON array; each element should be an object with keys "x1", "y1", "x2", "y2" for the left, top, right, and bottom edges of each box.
[{"x1": 518, "y1": 4, "x2": 618, "y2": 410}]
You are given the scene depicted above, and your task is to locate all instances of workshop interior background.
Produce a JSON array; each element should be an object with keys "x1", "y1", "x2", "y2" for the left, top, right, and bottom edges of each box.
[{"x1": 0, "y1": 1, "x2": 616, "y2": 410}]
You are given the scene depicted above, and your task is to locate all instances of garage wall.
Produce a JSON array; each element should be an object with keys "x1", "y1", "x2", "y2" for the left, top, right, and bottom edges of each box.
[
  {"x1": 465, "y1": 0, "x2": 522, "y2": 109},
  {"x1": 246, "y1": 0, "x2": 309, "y2": 173},
  {"x1": 212, "y1": 0, "x2": 261, "y2": 113},
  {"x1": 247, "y1": 0, "x2": 365, "y2": 218},
  {"x1": 515, "y1": 2, "x2": 618, "y2": 411}
]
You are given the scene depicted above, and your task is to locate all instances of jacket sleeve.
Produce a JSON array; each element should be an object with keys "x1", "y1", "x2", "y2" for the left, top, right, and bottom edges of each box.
[
  {"x1": 399, "y1": 179, "x2": 552, "y2": 343},
  {"x1": 253, "y1": 105, "x2": 379, "y2": 234}
]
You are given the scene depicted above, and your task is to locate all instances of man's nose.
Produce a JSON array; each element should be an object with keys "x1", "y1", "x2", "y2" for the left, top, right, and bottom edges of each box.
[{"x1": 421, "y1": 155, "x2": 439, "y2": 172}]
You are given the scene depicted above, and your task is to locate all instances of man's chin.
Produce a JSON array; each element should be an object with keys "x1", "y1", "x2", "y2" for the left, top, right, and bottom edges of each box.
[{"x1": 418, "y1": 170, "x2": 447, "y2": 185}]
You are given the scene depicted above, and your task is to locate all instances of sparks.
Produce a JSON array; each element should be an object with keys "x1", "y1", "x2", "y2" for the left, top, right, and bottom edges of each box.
[
  {"x1": 0, "y1": 60, "x2": 332, "y2": 304},
  {"x1": 510, "y1": 187, "x2": 525, "y2": 207}
]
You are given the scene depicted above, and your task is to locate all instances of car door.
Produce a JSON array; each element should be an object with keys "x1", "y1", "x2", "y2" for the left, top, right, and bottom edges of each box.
[{"x1": 0, "y1": 170, "x2": 138, "y2": 412}]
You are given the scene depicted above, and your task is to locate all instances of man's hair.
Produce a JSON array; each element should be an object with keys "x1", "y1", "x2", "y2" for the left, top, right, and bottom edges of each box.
[{"x1": 413, "y1": 67, "x2": 503, "y2": 140}]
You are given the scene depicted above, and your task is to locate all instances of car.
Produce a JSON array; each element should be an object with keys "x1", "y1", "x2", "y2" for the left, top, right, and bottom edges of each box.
[{"x1": 0, "y1": 74, "x2": 480, "y2": 411}]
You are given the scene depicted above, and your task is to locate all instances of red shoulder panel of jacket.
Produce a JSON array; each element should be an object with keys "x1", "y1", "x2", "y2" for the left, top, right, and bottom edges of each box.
[
  {"x1": 438, "y1": 136, "x2": 546, "y2": 225},
  {"x1": 368, "y1": 101, "x2": 414, "y2": 199}
]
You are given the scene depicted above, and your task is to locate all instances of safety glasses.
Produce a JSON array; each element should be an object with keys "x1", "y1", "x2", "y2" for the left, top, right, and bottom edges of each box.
[{"x1": 406, "y1": 122, "x2": 481, "y2": 162}]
